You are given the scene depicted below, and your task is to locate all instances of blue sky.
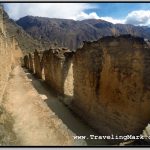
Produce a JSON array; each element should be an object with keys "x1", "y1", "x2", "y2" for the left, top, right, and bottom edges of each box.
[
  {"x1": 85, "y1": 3, "x2": 150, "y2": 18},
  {"x1": 4, "y1": 3, "x2": 150, "y2": 26},
  {"x1": 85, "y1": 3, "x2": 150, "y2": 19}
]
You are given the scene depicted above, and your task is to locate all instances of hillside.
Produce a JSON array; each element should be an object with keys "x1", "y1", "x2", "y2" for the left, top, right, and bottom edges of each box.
[
  {"x1": 16, "y1": 16, "x2": 150, "y2": 51},
  {"x1": 3, "y1": 11, "x2": 44, "y2": 53}
]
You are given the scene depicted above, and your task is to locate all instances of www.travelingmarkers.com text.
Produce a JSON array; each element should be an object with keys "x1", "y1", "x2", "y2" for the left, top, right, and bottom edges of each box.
[{"x1": 73, "y1": 135, "x2": 149, "y2": 140}]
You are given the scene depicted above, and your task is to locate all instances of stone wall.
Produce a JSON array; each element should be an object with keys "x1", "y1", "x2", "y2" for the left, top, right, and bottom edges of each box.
[
  {"x1": 24, "y1": 35, "x2": 150, "y2": 137},
  {"x1": 34, "y1": 50, "x2": 43, "y2": 79},
  {"x1": 29, "y1": 53, "x2": 34, "y2": 73},
  {"x1": 23, "y1": 53, "x2": 34, "y2": 73},
  {"x1": 42, "y1": 48, "x2": 74, "y2": 100},
  {"x1": 73, "y1": 35, "x2": 150, "y2": 136}
]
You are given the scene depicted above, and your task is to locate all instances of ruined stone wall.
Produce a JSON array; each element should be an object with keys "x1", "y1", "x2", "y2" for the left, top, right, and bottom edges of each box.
[
  {"x1": 73, "y1": 35, "x2": 150, "y2": 136},
  {"x1": 29, "y1": 53, "x2": 34, "y2": 73},
  {"x1": 26, "y1": 48, "x2": 74, "y2": 102},
  {"x1": 24, "y1": 35, "x2": 150, "y2": 137},
  {"x1": 34, "y1": 50, "x2": 43, "y2": 79},
  {"x1": 43, "y1": 50, "x2": 64, "y2": 93},
  {"x1": 42, "y1": 49, "x2": 74, "y2": 99}
]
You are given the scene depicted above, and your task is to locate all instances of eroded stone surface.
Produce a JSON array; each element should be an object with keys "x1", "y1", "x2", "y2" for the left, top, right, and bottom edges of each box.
[
  {"x1": 34, "y1": 50, "x2": 43, "y2": 79},
  {"x1": 42, "y1": 48, "x2": 74, "y2": 98},
  {"x1": 0, "y1": 14, "x2": 23, "y2": 102},
  {"x1": 73, "y1": 35, "x2": 150, "y2": 135},
  {"x1": 29, "y1": 53, "x2": 34, "y2": 73}
]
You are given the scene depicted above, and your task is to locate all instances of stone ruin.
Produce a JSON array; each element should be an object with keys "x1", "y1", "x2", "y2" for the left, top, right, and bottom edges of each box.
[{"x1": 24, "y1": 35, "x2": 150, "y2": 138}]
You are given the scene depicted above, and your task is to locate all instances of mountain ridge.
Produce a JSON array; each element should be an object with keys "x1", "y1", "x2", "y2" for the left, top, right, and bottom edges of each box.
[{"x1": 16, "y1": 15, "x2": 150, "y2": 51}]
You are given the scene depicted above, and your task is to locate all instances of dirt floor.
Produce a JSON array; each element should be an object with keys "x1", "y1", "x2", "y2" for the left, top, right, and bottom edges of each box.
[{"x1": 1, "y1": 65, "x2": 86, "y2": 146}]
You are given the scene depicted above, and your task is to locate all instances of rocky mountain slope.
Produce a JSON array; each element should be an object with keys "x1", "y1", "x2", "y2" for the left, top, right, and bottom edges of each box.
[
  {"x1": 4, "y1": 11, "x2": 43, "y2": 53},
  {"x1": 16, "y1": 16, "x2": 150, "y2": 51}
]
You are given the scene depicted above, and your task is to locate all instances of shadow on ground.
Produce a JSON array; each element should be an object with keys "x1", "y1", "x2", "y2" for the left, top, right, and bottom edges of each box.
[{"x1": 23, "y1": 68, "x2": 110, "y2": 146}]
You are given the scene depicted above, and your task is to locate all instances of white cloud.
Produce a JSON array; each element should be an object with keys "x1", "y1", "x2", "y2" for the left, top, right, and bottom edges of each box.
[
  {"x1": 100, "y1": 17, "x2": 124, "y2": 24},
  {"x1": 100, "y1": 10, "x2": 150, "y2": 26},
  {"x1": 75, "y1": 12, "x2": 100, "y2": 20},
  {"x1": 125, "y1": 10, "x2": 150, "y2": 26},
  {"x1": 4, "y1": 3, "x2": 95, "y2": 20},
  {"x1": 75, "y1": 13, "x2": 124, "y2": 24}
]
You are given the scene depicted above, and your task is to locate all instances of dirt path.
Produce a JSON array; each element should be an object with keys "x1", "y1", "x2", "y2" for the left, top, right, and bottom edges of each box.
[
  {"x1": 2, "y1": 66, "x2": 86, "y2": 146},
  {"x1": 25, "y1": 69, "x2": 109, "y2": 146}
]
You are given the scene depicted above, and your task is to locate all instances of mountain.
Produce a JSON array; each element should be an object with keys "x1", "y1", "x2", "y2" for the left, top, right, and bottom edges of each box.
[{"x1": 16, "y1": 16, "x2": 150, "y2": 51}]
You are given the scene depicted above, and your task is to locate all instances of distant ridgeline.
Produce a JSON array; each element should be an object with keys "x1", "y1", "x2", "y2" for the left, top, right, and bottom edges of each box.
[
  {"x1": 16, "y1": 15, "x2": 150, "y2": 51},
  {"x1": 24, "y1": 34, "x2": 150, "y2": 140}
]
